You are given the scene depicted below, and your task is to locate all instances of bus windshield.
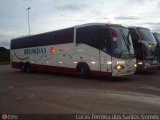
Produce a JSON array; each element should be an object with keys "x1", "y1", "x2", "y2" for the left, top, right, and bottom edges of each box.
[
  {"x1": 137, "y1": 28, "x2": 156, "y2": 43},
  {"x1": 111, "y1": 26, "x2": 134, "y2": 59}
]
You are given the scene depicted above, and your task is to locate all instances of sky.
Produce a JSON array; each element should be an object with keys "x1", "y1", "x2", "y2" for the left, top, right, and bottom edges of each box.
[{"x1": 0, "y1": 0, "x2": 160, "y2": 48}]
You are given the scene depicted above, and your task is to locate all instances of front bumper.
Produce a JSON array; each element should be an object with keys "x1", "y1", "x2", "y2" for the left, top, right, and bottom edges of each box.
[{"x1": 136, "y1": 61, "x2": 159, "y2": 71}]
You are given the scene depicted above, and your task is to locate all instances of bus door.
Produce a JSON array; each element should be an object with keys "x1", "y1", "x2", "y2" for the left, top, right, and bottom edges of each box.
[{"x1": 98, "y1": 28, "x2": 112, "y2": 73}]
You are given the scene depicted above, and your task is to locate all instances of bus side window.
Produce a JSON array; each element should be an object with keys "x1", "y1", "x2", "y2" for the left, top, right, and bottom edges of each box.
[
  {"x1": 98, "y1": 28, "x2": 111, "y2": 53},
  {"x1": 55, "y1": 28, "x2": 74, "y2": 44},
  {"x1": 76, "y1": 26, "x2": 98, "y2": 48}
]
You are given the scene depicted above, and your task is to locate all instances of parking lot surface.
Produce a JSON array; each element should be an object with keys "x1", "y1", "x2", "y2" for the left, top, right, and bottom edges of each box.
[{"x1": 0, "y1": 65, "x2": 160, "y2": 114}]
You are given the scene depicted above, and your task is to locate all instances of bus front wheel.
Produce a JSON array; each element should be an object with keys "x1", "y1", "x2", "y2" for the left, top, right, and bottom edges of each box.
[
  {"x1": 20, "y1": 63, "x2": 25, "y2": 72},
  {"x1": 77, "y1": 63, "x2": 90, "y2": 78}
]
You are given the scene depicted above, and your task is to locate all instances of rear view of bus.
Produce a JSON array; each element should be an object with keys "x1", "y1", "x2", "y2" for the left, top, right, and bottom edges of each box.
[{"x1": 129, "y1": 27, "x2": 159, "y2": 71}]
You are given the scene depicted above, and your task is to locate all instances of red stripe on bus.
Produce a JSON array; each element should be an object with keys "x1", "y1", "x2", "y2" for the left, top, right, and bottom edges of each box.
[
  {"x1": 11, "y1": 62, "x2": 112, "y2": 76},
  {"x1": 12, "y1": 62, "x2": 20, "y2": 69},
  {"x1": 90, "y1": 71, "x2": 112, "y2": 76},
  {"x1": 32, "y1": 64, "x2": 76, "y2": 73}
]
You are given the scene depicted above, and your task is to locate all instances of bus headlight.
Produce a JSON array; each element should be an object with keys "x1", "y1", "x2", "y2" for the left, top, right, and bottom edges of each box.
[
  {"x1": 148, "y1": 44, "x2": 152, "y2": 48},
  {"x1": 117, "y1": 65, "x2": 121, "y2": 70},
  {"x1": 134, "y1": 64, "x2": 137, "y2": 68},
  {"x1": 115, "y1": 65, "x2": 124, "y2": 70}
]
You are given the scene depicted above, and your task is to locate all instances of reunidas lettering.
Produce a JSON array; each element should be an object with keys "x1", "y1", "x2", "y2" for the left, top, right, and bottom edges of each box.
[{"x1": 24, "y1": 48, "x2": 47, "y2": 55}]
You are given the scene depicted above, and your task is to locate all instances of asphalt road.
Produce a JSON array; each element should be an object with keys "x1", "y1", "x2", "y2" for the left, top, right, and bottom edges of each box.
[{"x1": 0, "y1": 65, "x2": 160, "y2": 114}]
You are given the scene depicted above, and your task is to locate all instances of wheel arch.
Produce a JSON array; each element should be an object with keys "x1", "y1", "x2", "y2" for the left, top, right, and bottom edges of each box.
[{"x1": 76, "y1": 62, "x2": 90, "y2": 72}]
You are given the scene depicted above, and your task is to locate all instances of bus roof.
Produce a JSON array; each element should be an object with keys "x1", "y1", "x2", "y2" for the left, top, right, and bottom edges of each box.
[
  {"x1": 12, "y1": 23, "x2": 127, "y2": 40},
  {"x1": 128, "y1": 26, "x2": 150, "y2": 31},
  {"x1": 153, "y1": 32, "x2": 160, "y2": 35}
]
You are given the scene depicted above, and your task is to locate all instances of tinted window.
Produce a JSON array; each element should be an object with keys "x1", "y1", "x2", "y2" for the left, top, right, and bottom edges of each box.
[
  {"x1": 11, "y1": 28, "x2": 74, "y2": 49},
  {"x1": 76, "y1": 26, "x2": 99, "y2": 48},
  {"x1": 55, "y1": 28, "x2": 74, "y2": 44},
  {"x1": 137, "y1": 28, "x2": 156, "y2": 43},
  {"x1": 111, "y1": 26, "x2": 134, "y2": 59},
  {"x1": 98, "y1": 28, "x2": 112, "y2": 53},
  {"x1": 76, "y1": 25, "x2": 112, "y2": 54}
]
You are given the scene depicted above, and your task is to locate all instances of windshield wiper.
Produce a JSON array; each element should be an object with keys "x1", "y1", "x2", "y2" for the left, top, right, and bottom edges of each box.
[
  {"x1": 119, "y1": 29, "x2": 131, "y2": 52},
  {"x1": 126, "y1": 32, "x2": 131, "y2": 45}
]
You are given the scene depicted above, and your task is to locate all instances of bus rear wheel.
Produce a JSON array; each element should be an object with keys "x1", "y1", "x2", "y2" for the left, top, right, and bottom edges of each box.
[
  {"x1": 25, "y1": 63, "x2": 32, "y2": 73},
  {"x1": 20, "y1": 63, "x2": 25, "y2": 72}
]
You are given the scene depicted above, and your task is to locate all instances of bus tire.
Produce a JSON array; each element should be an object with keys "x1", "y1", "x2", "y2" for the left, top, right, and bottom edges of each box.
[
  {"x1": 77, "y1": 63, "x2": 90, "y2": 78},
  {"x1": 25, "y1": 62, "x2": 32, "y2": 73},
  {"x1": 20, "y1": 63, "x2": 25, "y2": 72}
]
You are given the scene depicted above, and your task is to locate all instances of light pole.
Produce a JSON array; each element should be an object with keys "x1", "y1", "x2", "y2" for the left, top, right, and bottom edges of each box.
[{"x1": 26, "y1": 7, "x2": 31, "y2": 35}]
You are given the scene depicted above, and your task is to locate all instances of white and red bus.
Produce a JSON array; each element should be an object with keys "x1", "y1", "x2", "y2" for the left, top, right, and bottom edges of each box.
[{"x1": 10, "y1": 23, "x2": 136, "y2": 77}]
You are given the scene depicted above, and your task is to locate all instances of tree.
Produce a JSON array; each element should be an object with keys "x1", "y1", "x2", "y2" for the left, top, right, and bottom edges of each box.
[{"x1": 0, "y1": 47, "x2": 10, "y2": 61}]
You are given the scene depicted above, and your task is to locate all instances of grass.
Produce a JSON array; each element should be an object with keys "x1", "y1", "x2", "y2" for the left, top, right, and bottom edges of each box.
[{"x1": 0, "y1": 61, "x2": 10, "y2": 65}]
